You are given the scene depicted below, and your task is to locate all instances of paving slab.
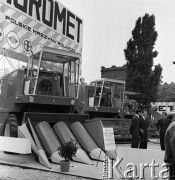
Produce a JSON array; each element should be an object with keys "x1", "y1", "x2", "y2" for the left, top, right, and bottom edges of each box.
[
  {"x1": 0, "y1": 152, "x2": 104, "y2": 180},
  {"x1": 0, "y1": 142, "x2": 165, "y2": 180}
]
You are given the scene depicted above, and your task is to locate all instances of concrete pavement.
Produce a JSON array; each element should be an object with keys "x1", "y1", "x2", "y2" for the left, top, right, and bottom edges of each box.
[{"x1": 0, "y1": 142, "x2": 165, "y2": 180}]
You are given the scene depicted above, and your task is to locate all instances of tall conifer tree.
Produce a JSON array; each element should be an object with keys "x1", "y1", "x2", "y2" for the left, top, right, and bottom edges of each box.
[{"x1": 124, "y1": 13, "x2": 162, "y2": 108}]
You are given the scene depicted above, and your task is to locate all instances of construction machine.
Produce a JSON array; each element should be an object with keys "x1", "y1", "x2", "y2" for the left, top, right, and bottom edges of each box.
[
  {"x1": 0, "y1": 0, "x2": 117, "y2": 164},
  {"x1": 0, "y1": 47, "x2": 88, "y2": 137},
  {"x1": 78, "y1": 78, "x2": 131, "y2": 142}
]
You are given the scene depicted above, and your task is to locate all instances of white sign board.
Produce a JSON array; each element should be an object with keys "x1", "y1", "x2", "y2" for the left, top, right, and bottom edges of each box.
[
  {"x1": 103, "y1": 128, "x2": 116, "y2": 151},
  {"x1": 0, "y1": 0, "x2": 83, "y2": 62},
  {"x1": 154, "y1": 102, "x2": 175, "y2": 113}
]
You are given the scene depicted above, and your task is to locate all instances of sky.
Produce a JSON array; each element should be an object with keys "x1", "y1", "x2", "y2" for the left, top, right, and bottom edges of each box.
[{"x1": 58, "y1": 0, "x2": 175, "y2": 84}]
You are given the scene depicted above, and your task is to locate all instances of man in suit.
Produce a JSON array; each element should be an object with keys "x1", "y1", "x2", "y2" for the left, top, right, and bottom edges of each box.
[
  {"x1": 156, "y1": 112, "x2": 167, "y2": 132},
  {"x1": 139, "y1": 109, "x2": 149, "y2": 149},
  {"x1": 159, "y1": 115, "x2": 173, "y2": 150},
  {"x1": 156, "y1": 112, "x2": 167, "y2": 150},
  {"x1": 130, "y1": 109, "x2": 142, "y2": 148}
]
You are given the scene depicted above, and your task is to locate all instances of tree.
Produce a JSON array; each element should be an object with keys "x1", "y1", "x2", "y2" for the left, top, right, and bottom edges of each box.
[
  {"x1": 157, "y1": 83, "x2": 175, "y2": 102},
  {"x1": 124, "y1": 13, "x2": 162, "y2": 109}
]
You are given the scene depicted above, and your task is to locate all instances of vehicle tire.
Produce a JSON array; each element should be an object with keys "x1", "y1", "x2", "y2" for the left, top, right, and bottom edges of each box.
[
  {"x1": 1, "y1": 114, "x2": 19, "y2": 154},
  {"x1": 3, "y1": 114, "x2": 19, "y2": 137},
  {"x1": 0, "y1": 120, "x2": 6, "y2": 136}
]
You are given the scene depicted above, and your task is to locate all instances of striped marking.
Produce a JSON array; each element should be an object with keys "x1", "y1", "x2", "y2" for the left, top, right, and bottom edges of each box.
[{"x1": 0, "y1": 2, "x2": 82, "y2": 58}]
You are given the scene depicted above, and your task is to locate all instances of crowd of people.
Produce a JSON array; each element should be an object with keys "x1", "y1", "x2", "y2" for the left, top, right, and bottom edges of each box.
[
  {"x1": 130, "y1": 109, "x2": 174, "y2": 150},
  {"x1": 130, "y1": 109, "x2": 175, "y2": 179}
]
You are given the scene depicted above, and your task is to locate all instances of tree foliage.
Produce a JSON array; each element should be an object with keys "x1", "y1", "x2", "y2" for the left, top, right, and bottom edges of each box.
[
  {"x1": 124, "y1": 13, "x2": 162, "y2": 108},
  {"x1": 58, "y1": 140, "x2": 78, "y2": 162},
  {"x1": 157, "y1": 83, "x2": 175, "y2": 102}
]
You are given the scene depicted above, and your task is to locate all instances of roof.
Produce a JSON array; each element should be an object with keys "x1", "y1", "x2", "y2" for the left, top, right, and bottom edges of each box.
[{"x1": 101, "y1": 65, "x2": 127, "y2": 71}]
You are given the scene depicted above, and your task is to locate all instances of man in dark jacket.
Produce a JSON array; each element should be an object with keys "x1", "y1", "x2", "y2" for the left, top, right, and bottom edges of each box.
[
  {"x1": 164, "y1": 118, "x2": 175, "y2": 179},
  {"x1": 130, "y1": 109, "x2": 142, "y2": 148},
  {"x1": 159, "y1": 115, "x2": 173, "y2": 150},
  {"x1": 139, "y1": 109, "x2": 149, "y2": 149}
]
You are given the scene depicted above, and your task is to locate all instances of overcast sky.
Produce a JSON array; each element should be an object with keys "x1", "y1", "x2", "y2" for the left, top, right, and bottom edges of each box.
[{"x1": 58, "y1": 0, "x2": 175, "y2": 84}]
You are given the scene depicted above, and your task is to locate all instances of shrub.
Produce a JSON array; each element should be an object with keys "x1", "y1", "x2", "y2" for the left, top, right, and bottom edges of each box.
[{"x1": 58, "y1": 139, "x2": 78, "y2": 162}]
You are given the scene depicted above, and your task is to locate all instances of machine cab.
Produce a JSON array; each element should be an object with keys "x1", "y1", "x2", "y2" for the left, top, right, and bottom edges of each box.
[
  {"x1": 88, "y1": 78, "x2": 125, "y2": 109},
  {"x1": 24, "y1": 47, "x2": 81, "y2": 98}
]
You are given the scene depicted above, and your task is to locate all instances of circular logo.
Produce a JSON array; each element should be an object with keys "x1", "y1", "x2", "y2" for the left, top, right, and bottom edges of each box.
[
  {"x1": 7, "y1": 31, "x2": 19, "y2": 48},
  {"x1": 23, "y1": 38, "x2": 32, "y2": 53},
  {"x1": 0, "y1": 27, "x2": 4, "y2": 42}
]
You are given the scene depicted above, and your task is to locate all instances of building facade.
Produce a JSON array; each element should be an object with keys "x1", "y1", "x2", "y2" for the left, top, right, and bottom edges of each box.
[{"x1": 101, "y1": 65, "x2": 127, "y2": 81}]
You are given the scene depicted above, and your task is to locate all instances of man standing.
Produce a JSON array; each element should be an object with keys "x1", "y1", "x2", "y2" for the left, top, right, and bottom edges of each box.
[
  {"x1": 130, "y1": 109, "x2": 142, "y2": 148},
  {"x1": 156, "y1": 112, "x2": 167, "y2": 150},
  {"x1": 159, "y1": 115, "x2": 173, "y2": 150},
  {"x1": 139, "y1": 109, "x2": 149, "y2": 149}
]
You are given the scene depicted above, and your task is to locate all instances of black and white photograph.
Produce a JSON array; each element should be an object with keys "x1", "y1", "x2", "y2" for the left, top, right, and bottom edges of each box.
[{"x1": 0, "y1": 0, "x2": 175, "y2": 179}]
